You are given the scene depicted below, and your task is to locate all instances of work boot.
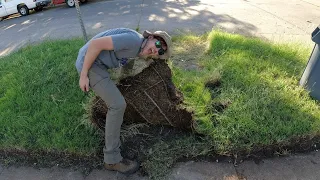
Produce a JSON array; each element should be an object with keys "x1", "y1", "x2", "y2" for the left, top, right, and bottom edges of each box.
[{"x1": 104, "y1": 158, "x2": 140, "y2": 175}]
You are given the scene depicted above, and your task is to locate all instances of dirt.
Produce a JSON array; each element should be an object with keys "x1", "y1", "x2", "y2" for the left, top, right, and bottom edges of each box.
[
  {"x1": 0, "y1": 124, "x2": 194, "y2": 177},
  {"x1": 205, "y1": 79, "x2": 221, "y2": 90},
  {"x1": 120, "y1": 124, "x2": 193, "y2": 175},
  {"x1": 90, "y1": 60, "x2": 194, "y2": 131},
  {"x1": 204, "y1": 79, "x2": 232, "y2": 115},
  {"x1": 239, "y1": 135, "x2": 320, "y2": 165},
  {"x1": 0, "y1": 148, "x2": 103, "y2": 175}
]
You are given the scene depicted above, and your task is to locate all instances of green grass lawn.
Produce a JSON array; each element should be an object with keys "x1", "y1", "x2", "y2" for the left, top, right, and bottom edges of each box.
[
  {"x1": 1, "y1": 31, "x2": 319, "y2": 179},
  {"x1": 172, "y1": 31, "x2": 320, "y2": 154},
  {"x1": 0, "y1": 39, "x2": 101, "y2": 154}
]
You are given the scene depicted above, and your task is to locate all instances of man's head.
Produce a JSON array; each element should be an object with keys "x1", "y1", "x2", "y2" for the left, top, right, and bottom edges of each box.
[{"x1": 139, "y1": 30, "x2": 172, "y2": 60}]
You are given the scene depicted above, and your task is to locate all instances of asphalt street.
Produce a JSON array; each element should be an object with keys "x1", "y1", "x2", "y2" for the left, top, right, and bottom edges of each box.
[{"x1": 0, "y1": 0, "x2": 319, "y2": 56}]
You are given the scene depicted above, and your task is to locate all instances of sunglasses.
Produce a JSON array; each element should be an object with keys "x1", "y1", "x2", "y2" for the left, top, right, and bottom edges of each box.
[{"x1": 155, "y1": 41, "x2": 166, "y2": 55}]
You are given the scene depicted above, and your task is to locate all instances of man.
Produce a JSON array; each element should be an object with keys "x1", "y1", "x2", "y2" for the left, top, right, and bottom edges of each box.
[{"x1": 75, "y1": 28, "x2": 172, "y2": 174}]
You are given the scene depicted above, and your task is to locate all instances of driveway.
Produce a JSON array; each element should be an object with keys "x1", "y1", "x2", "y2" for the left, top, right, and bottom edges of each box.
[{"x1": 0, "y1": 0, "x2": 320, "y2": 56}]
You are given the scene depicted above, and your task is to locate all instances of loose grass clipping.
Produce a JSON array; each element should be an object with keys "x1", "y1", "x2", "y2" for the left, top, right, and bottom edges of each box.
[{"x1": 90, "y1": 60, "x2": 194, "y2": 131}]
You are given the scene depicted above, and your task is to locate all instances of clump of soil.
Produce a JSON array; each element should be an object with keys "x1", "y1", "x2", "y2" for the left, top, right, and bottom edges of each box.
[
  {"x1": 90, "y1": 60, "x2": 194, "y2": 130},
  {"x1": 204, "y1": 79, "x2": 231, "y2": 113},
  {"x1": 212, "y1": 100, "x2": 232, "y2": 113},
  {"x1": 205, "y1": 79, "x2": 221, "y2": 90}
]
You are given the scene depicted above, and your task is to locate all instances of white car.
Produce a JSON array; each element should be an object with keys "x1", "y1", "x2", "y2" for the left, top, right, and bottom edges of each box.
[{"x1": 0, "y1": 0, "x2": 46, "y2": 20}]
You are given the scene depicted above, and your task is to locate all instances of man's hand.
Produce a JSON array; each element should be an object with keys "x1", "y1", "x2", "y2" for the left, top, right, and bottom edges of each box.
[{"x1": 79, "y1": 75, "x2": 90, "y2": 92}]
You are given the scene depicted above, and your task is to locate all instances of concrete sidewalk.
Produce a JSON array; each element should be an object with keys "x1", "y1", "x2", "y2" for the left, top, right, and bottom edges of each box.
[
  {"x1": 1, "y1": 0, "x2": 320, "y2": 56},
  {"x1": 1, "y1": 151, "x2": 320, "y2": 179}
]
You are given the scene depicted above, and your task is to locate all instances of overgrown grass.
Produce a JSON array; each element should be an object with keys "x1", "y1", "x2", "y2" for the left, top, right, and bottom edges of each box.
[
  {"x1": 0, "y1": 39, "x2": 101, "y2": 154},
  {"x1": 172, "y1": 31, "x2": 320, "y2": 155},
  {"x1": 1, "y1": 31, "x2": 319, "y2": 179}
]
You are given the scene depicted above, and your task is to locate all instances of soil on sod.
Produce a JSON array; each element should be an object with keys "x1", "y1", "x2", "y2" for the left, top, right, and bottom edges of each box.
[{"x1": 90, "y1": 60, "x2": 194, "y2": 131}]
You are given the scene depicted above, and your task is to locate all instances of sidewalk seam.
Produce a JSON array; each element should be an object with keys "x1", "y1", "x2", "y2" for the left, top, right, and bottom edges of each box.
[
  {"x1": 300, "y1": 0, "x2": 320, "y2": 8},
  {"x1": 0, "y1": 165, "x2": 4, "y2": 176},
  {"x1": 234, "y1": 165, "x2": 244, "y2": 180}
]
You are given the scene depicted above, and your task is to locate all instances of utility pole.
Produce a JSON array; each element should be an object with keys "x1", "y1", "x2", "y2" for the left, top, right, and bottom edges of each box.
[{"x1": 74, "y1": 0, "x2": 88, "y2": 42}]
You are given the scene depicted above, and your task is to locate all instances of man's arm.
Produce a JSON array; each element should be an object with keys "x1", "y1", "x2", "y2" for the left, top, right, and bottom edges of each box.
[
  {"x1": 81, "y1": 36, "x2": 114, "y2": 77},
  {"x1": 79, "y1": 36, "x2": 114, "y2": 92}
]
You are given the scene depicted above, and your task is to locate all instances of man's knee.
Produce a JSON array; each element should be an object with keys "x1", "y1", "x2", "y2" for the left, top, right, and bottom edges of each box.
[{"x1": 110, "y1": 98, "x2": 127, "y2": 111}]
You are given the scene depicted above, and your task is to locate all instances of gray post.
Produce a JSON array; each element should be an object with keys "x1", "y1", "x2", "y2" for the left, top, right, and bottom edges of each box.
[
  {"x1": 300, "y1": 26, "x2": 320, "y2": 100},
  {"x1": 74, "y1": 0, "x2": 88, "y2": 42}
]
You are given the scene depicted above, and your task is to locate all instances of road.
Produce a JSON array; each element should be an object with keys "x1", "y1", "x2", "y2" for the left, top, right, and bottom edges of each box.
[{"x1": 0, "y1": 0, "x2": 320, "y2": 56}]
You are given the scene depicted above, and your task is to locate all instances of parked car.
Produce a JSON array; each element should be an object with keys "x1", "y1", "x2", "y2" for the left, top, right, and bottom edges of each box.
[
  {"x1": 0, "y1": 0, "x2": 49, "y2": 20},
  {"x1": 52, "y1": 0, "x2": 86, "y2": 8},
  {"x1": 35, "y1": 0, "x2": 50, "y2": 9}
]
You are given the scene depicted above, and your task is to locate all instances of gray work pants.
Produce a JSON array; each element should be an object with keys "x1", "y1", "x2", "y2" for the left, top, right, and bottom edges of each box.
[{"x1": 88, "y1": 63, "x2": 125, "y2": 164}]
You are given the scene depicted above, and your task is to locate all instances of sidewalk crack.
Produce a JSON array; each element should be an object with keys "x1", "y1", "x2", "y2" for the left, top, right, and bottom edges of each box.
[
  {"x1": 300, "y1": 0, "x2": 320, "y2": 8},
  {"x1": 0, "y1": 165, "x2": 4, "y2": 176},
  {"x1": 233, "y1": 158, "x2": 247, "y2": 180},
  {"x1": 234, "y1": 165, "x2": 247, "y2": 180}
]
